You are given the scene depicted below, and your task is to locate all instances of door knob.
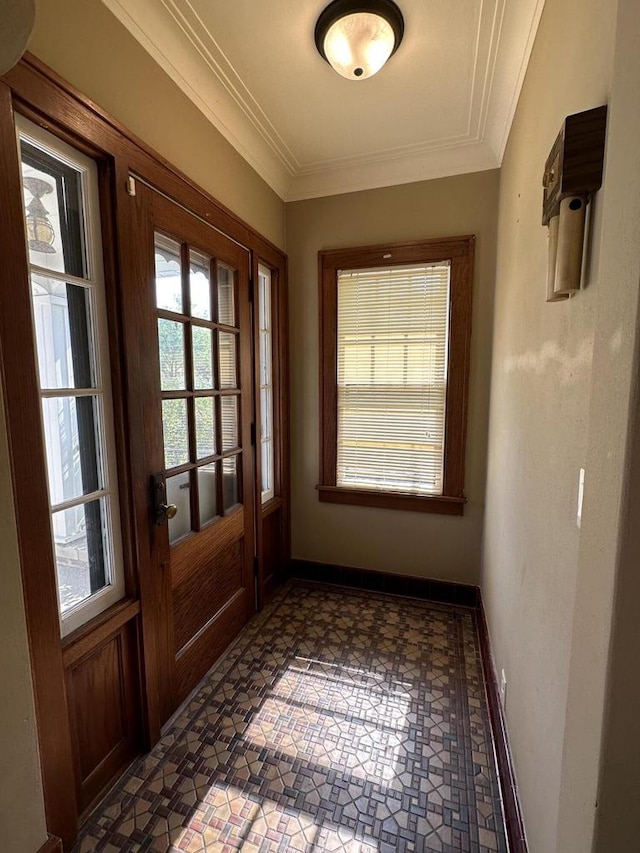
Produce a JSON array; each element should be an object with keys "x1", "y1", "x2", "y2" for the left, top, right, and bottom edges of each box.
[
  {"x1": 152, "y1": 473, "x2": 178, "y2": 526},
  {"x1": 160, "y1": 503, "x2": 177, "y2": 521}
]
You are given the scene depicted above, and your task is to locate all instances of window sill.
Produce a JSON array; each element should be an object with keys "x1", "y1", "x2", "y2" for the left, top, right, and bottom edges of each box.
[
  {"x1": 316, "y1": 485, "x2": 466, "y2": 516},
  {"x1": 261, "y1": 494, "x2": 282, "y2": 518}
]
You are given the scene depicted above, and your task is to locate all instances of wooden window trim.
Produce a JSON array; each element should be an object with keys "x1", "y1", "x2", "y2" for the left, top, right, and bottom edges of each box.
[{"x1": 318, "y1": 236, "x2": 474, "y2": 516}]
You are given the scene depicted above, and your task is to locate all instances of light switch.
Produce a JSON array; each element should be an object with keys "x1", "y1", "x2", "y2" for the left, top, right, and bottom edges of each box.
[{"x1": 577, "y1": 468, "x2": 585, "y2": 528}]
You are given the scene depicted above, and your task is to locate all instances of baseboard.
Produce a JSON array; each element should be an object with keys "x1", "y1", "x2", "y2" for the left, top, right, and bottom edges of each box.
[
  {"x1": 290, "y1": 559, "x2": 480, "y2": 607},
  {"x1": 38, "y1": 836, "x2": 63, "y2": 853},
  {"x1": 477, "y1": 602, "x2": 529, "y2": 853}
]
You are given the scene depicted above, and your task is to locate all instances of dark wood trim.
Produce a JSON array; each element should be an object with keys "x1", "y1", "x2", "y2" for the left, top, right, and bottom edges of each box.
[
  {"x1": 0, "y1": 81, "x2": 78, "y2": 848},
  {"x1": 112, "y1": 161, "x2": 164, "y2": 745},
  {"x1": 290, "y1": 559, "x2": 480, "y2": 607},
  {"x1": 443, "y1": 238, "x2": 474, "y2": 497},
  {"x1": 318, "y1": 235, "x2": 476, "y2": 266},
  {"x1": 477, "y1": 601, "x2": 529, "y2": 853},
  {"x1": 37, "y1": 836, "x2": 63, "y2": 853},
  {"x1": 262, "y1": 495, "x2": 283, "y2": 518},
  {"x1": 316, "y1": 485, "x2": 466, "y2": 515},
  {"x1": 318, "y1": 235, "x2": 474, "y2": 514},
  {"x1": 62, "y1": 599, "x2": 141, "y2": 668}
]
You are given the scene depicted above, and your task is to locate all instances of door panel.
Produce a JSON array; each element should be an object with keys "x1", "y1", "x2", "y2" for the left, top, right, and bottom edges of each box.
[
  {"x1": 139, "y1": 184, "x2": 255, "y2": 722},
  {"x1": 64, "y1": 620, "x2": 140, "y2": 811},
  {"x1": 171, "y1": 512, "x2": 243, "y2": 651}
]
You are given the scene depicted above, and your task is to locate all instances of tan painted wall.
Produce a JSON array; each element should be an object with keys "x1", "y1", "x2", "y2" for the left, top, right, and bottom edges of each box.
[
  {"x1": 28, "y1": 0, "x2": 285, "y2": 249},
  {"x1": 556, "y1": 0, "x2": 640, "y2": 847},
  {"x1": 0, "y1": 375, "x2": 48, "y2": 851},
  {"x1": 480, "y1": 0, "x2": 626, "y2": 850},
  {"x1": 285, "y1": 170, "x2": 499, "y2": 584}
]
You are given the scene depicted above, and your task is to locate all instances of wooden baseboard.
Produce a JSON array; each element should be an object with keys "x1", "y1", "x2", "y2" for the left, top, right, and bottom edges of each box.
[
  {"x1": 290, "y1": 558, "x2": 480, "y2": 607},
  {"x1": 38, "y1": 836, "x2": 63, "y2": 853},
  {"x1": 477, "y1": 602, "x2": 529, "y2": 853}
]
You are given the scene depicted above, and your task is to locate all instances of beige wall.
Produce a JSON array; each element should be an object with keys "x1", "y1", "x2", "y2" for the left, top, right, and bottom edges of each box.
[
  {"x1": 557, "y1": 0, "x2": 640, "y2": 847},
  {"x1": 285, "y1": 170, "x2": 499, "y2": 584},
  {"x1": 0, "y1": 376, "x2": 48, "y2": 851},
  {"x1": 28, "y1": 0, "x2": 285, "y2": 250},
  {"x1": 479, "y1": 0, "x2": 635, "y2": 850}
]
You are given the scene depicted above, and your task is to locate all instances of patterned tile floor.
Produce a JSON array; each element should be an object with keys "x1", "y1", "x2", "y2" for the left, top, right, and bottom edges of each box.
[{"x1": 74, "y1": 582, "x2": 507, "y2": 853}]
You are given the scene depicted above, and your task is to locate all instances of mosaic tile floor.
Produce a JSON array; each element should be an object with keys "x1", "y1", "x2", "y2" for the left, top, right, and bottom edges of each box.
[{"x1": 74, "y1": 582, "x2": 507, "y2": 853}]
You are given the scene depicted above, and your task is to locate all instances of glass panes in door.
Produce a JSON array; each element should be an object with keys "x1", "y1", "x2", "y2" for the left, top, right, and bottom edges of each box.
[
  {"x1": 154, "y1": 234, "x2": 243, "y2": 544},
  {"x1": 18, "y1": 116, "x2": 125, "y2": 636},
  {"x1": 155, "y1": 235, "x2": 183, "y2": 313}
]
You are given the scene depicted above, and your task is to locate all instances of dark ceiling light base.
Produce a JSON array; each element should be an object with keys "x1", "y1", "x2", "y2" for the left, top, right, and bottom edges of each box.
[{"x1": 315, "y1": 0, "x2": 405, "y2": 80}]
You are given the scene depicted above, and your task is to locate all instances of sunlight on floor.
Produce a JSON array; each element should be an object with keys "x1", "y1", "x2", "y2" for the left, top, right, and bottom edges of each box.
[
  {"x1": 171, "y1": 783, "x2": 381, "y2": 852},
  {"x1": 73, "y1": 583, "x2": 506, "y2": 852},
  {"x1": 244, "y1": 656, "x2": 412, "y2": 785}
]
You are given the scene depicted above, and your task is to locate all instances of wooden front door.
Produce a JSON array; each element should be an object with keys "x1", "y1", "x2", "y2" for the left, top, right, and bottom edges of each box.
[{"x1": 131, "y1": 182, "x2": 256, "y2": 724}]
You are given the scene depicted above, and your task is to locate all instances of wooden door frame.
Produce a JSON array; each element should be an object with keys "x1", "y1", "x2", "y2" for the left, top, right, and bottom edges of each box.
[{"x1": 0, "y1": 54, "x2": 289, "y2": 849}]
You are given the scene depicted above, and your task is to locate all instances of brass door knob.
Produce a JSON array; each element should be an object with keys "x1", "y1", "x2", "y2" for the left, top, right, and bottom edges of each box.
[{"x1": 160, "y1": 503, "x2": 177, "y2": 521}]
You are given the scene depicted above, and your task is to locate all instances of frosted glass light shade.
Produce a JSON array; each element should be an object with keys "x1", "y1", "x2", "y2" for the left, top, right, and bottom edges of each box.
[
  {"x1": 315, "y1": 0, "x2": 404, "y2": 81},
  {"x1": 324, "y1": 13, "x2": 395, "y2": 79},
  {"x1": 0, "y1": 0, "x2": 35, "y2": 75}
]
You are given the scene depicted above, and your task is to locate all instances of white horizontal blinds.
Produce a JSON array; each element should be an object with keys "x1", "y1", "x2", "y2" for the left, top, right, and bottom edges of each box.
[{"x1": 336, "y1": 261, "x2": 451, "y2": 496}]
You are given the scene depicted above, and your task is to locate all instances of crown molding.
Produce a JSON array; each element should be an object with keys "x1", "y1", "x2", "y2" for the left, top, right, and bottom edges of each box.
[
  {"x1": 100, "y1": 0, "x2": 544, "y2": 201},
  {"x1": 483, "y1": 0, "x2": 547, "y2": 161},
  {"x1": 286, "y1": 140, "x2": 499, "y2": 201},
  {"x1": 100, "y1": 0, "x2": 295, "y2": 198}
]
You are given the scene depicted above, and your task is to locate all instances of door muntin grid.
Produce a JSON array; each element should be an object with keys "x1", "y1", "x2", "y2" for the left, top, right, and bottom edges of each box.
[{"x1": 154, "y1": 236, "x2": 243, "y2": 544}]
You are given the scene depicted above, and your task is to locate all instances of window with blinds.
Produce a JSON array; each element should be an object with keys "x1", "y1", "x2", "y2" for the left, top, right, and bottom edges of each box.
[
  {"x1": 319, "y1": 236, "x2": 473, "y2": 515},
  {"x1": 336, "y1": 262, "x2": 451, "y2": 496}
]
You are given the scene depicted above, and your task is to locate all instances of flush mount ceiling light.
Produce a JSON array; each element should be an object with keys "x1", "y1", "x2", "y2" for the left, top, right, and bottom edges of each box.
[{"x1": 315, "y1": 0, "x2": 405, "y2": 80}]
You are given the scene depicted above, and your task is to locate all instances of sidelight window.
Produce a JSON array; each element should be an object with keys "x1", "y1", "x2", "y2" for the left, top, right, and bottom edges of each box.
[
  {"x1": 258, "y1": 264, "x2": 275, "y2": 504},
  {"x1": 17, "y1": 116, "x2": 125, "y2": 635}
]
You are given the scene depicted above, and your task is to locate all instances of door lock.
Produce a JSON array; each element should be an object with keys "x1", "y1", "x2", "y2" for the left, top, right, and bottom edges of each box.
[{"x1": 152, "y1": 473, "x2": 178, "y2": 526}]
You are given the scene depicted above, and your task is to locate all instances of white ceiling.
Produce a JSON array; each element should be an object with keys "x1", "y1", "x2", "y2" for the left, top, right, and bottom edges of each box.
[{"x1": 100, "y1": 0, "x2": 545, "y2": 201}]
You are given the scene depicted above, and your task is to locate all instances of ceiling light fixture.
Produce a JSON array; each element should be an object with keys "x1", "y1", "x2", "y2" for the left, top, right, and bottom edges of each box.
[{"x1": 315, "y1": 0, "x2": 404, "y2": 81}]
